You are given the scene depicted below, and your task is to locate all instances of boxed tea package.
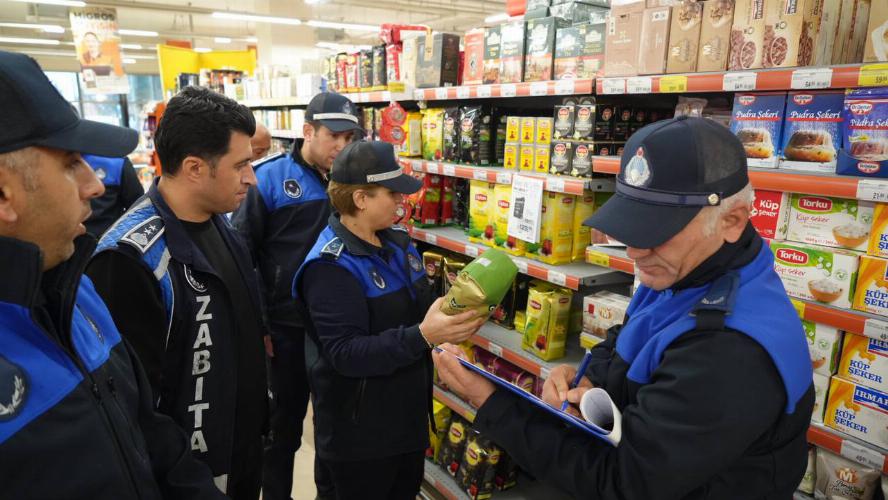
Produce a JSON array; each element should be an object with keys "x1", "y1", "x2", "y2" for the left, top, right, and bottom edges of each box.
[
  {"x1": 811, "y1": 371, "x2": 830, "y2": 423},
  {"x1": 422, "y1": 108, "x2": 445, "y2": 161},
  {"x1": 523, "y1": 282, "x2": 573, "y2": 361},
  {"x1": 554, "y1": 104, "x2": 575, "y2": 139},
  {"x1": 613, "y1": 106, "x2": 633, "y2": 142},
  {"x1": 456, "y1": 431, "x2": 502, "y2": 500},
  {"x1": 443, "y1": 107, "x2": 460, "y2": 162},
  {"x1": 493, "y1": 113, "x2": 508, "y2": 166},
  {"x1": 824, "y1": 376, "x2": 888, "y2": 450},
  {"x1": 838, "y1": 331, "x2": 888, "y2": 393},
  {"x1": 500, "y1": 21, "x2": 527, "y2": 84},
  {"x1": 483, "y1": 26, "x2": 502, "y2": 84},
  {"x1": 572, "y1": 193, "x2": 597, "y2": 260},
  {"x1": 639, "y1": 6, "x2": 672, "y2": 74},
  {"x1": 570, "y1": 142, "x2": 593, "y2": 177},
  {"x1": 787, "y1": 194, "x2": 874, "y2": 252},
  {"x1": 527, "y1": 192, "x2": 576, "y2": 265},
  {"x1": 576, "y1": 101, "x2": 597, "y2": 140},
  {"x1": 506, "y1": 116, "x2": 521, "y2": 143},
  {"x1": 750, "y1": 189, "x2": 790, "y2": 240},
  {"x1": 345, "y1": 52, "x2": 360, "y2": 91},
  {"x1": 519, "y1": 144, "x2": 536, "y2": 171},
  {"x1": 520, "y1": 117, "x2": 537, "y2": 144},
  {"x1": 372, "y1": 45, "x2": 387, "y2": 89},
  {"x1": 815, "y1": 449, "x2": 882, "y2": 500},
  {"x1": 803, "y1": 320, "x2": 843, "y2": 377},
  {"x1": 463, "y1": 29, "x2": 485, "y2": 85},
  {"x1": 868, "y1": 203, "x2": 888, "y2": 258},
  {"x1": 359, "y1": 49, "x2": 374, "y2": 89},
  {"x1": 770, "y1": 240, "x2": 860, "y2": 309},
  {"x1": 416, "y1": 32, "x2": 460, "y2": 88},
  {"x1": 864, "y1": 0, "x2": 888, "y2": 62},
  {"x1": 468, "y1": 180, "x2": 496, "y2": 245},
  {"x1": 556, "y1": 22, "x2": 607, "y2": 79},
  {"x1": 728, "y1": 0, "x2": 767, "y2": 70},
  {"x1": 698, "y1": 0, "x2": 735, "y2": 71},
  {"x1": 730, "y1": 92, "x2": 787, "y2": 168},
  {"x1": 666, "y1": 1, "x2": 704, "y2": 73},
  {"x1": 493, "y1": 184, "x2": 527, "y2": 256},
  {"x1": 536, "y1": 117, "x2": 554, "y2": 145},
  {"x1": 525, "y1": 17, "x2": 571, "y2": 82},
  {"x1": 853, "y1": 255, "x2": 888, "y2": 318},
  {"x1": 593, "y1": 103, "x2": 615, "y2": 141},
  {"x1": 504, "y1": 143, "x2": 520, "y2": 169},
  {"x1": 550, "y1": 1, "x2": 609, "y2": 24},
  {"x1": 400, "y1": 111, "x2": 423, "y2": 157},
  {"x1": 605, "y1": 1, "x2": 646, "y2": 76},
  {"x1": 534, "y1": 144, "x2": 551, "y2": 173},
  {"x1": 583, "y1": 291, "x2": 630, "y2": 339},
  {"x1": 437, "y1": 416, "x2": 471, "y2": 476},
  {"x1": 549, "y1": 140, "x2": 574, "y2": 174},
  {"x1": 780, "y1": 91, "x2": 845, "y2": 172}
]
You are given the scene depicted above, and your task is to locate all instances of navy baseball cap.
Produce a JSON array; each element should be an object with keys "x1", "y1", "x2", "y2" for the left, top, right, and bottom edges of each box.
[
  {"x1": 331, "y1": 141, "x2": 422, "y2": 194},
  {"x1": 0, "y1": 51, "x2": 138, "y2": 156},
  {"x1": 585, "y1": 116, "x2": 749, "y2": 248},
  {"x1": 305, "y1": 92, "x2": 363, "y2": 133}
]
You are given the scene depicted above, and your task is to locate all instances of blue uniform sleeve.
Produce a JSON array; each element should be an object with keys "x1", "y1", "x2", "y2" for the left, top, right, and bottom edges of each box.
[
  {"x1": 230, "y1": 185, "x2": 268, "y2": 264},
  {"x1": 300, "y1": 261, "x2": 429, "y2": 378}
]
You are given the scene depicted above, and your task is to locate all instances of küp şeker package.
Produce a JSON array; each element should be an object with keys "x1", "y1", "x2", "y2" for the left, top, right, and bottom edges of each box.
[
  {"x1": 803, "y1": 319, "x2": 843, "y2": 377},
  {"x1": 750, "y1": 189, "x2": 790, "y2": 240},
  {"x1": 838, "y1": 332, "x2": 888, "y2": 394},
  {"x1": 786, "y1": 194, "x2": 874, "y2": 252},
  {"x1": 868, "y1": 203, "x2": 888, "y2": 258},
  {"x1": 824, "y1": 376, "x2": 888, "y2": 450},
  {"x1": 770, "y1": 240, "x2": 860, "y2": 309},
  {"x1": 852, "y1": 255, "x2": 888, "y2": 318}
]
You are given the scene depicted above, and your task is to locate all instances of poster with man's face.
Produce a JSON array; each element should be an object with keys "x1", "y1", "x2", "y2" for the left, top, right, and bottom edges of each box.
[{"x1": 70, "y1": 7, "x2": 129, "y2": 94}]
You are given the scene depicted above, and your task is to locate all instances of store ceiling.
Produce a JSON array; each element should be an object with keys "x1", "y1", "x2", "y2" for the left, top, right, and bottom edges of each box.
[{"x1": 0, "y1": 0, "x2": 504, "y2": 72}]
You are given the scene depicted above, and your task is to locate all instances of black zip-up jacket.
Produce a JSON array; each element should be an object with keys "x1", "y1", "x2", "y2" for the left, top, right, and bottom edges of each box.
[
  {"x1": 231, "y1": 141, "x2": 332, "y2": 331},
  {"x1": 294, "y1": 215, "x2": 436, "y2": 461},
  {"x1": 0, "y1": 234, "x2": 225, "y2": 499},
  {"x1": 472, "y1": 227, "x2": 815, "y2": 499},
  {"x1": 86, "y1": 181, "x2": 267, "y2": 492},
  {"x1": 83, "y1": 155, "x2": 145, "y2": 238}
]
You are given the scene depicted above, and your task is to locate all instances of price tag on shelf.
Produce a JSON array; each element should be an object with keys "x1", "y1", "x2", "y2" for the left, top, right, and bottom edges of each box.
[
  {"x1": 473, "y1": 169, "x2": 489, "y2": 181},
  {"x1": 547, "y1": 177, "x2": 566, "y2": 193},
  {"x1": 500, "y1": 84, "x2": 517, "y2": 97},
  {"x1": 722, "y1": 72, "x2": 758, "y2": 91},
  {"x1": 555, "y1": 79, "x2": 575, "y2": 95},
  {"x1": 381, "y1": 91, "x2": 391, "y2": 102},
  {"x1": 434, "y1": 87, "x2": 449, "y2": 100},
  {"x1": 487, "y1": 342, "x2": 503, "y2": 357},
  {"x1": 840, "y1": 440, "x2": 885, "y2": 470},
  {"x1": 627, "y1": 77, "x2": 652, "y2": 94},
  {"x1": 856, "y1": 179, "x2": 888, "y2": 203},
  {"x1": 790, "y1": 298, "x2": 806, "y2": 319},
  {"x1": 423, "y1": 232, "x2": 438, "y2": 245},
  {"x1": 539, "y1": 366, "x2": 552, "y2": 380},
  {"x1": 791, "y1": 68, "x2": 833, "y2": 90},
  {"x1": 465, "y1": 245, "x2": 479, "y2": 258},
  {"x1": 659, "y1": 75, "x2": 688, "y2": 93},
  {"x1": 425, "y1": 162, "x2": 440, "y2": 175},
  {"x1": 477, "y1": 85, "x2": 492, "y2": 98},
  {"x1": 586, "y1": 250, "x2": 611, "y2": 268},
  {"x1": 600, "y1": 78, "x2": 625, "y2": 95},
  {"x1": 530, "y1": 81, "x2": 549, "y2": 96},
  {"x1": 457, "y1": 86, "x2": 471, "y2": 99},
  {"x1": 442, "y1": 164, "x2": 456, "y2": 177},
  {"x1": 863, "y1": 318, "x2": 888, "y2": 342},
  {"x1": 496, "y1": 172, "x2": 513, "y2": 184},
  {"x1": 548, "y1": 271, "x2": 567, "y2": 287},
  {"x1": 413, "y1": 89, "x2": 425, "y2": 101},
  {"x1": 514, "y1": 259, "x2": 528, "y2": 274},
  {"x1": 858, "y1": 64, "x2": 888, "y2": 87}
]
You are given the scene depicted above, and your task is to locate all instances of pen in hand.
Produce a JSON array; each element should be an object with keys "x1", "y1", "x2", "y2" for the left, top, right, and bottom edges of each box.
[{"x1": 560, "y1": 351, "x2": 593, "y2": 412}]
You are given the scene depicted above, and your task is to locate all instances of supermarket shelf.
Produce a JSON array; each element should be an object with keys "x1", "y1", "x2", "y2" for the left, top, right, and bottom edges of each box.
[
  {"x1": 341, "y1": 88, "x2": 415, "y2": 103},
  {"x1": 414, "y1": 79, "x2": 595, "y2": 102},
  {"x1": 793, "y1": 492, "x2": 814, "y2": 500},
  {"x1": 472, "y1": 321, "x2": 586, "y2": 380},
  {"x1": 423, "y1": 462, "x2": 470, "y2": 500},
  {"x1": 269, "y1": 129, "x2": 301, "y2": 140},
  {"x1": 595, "y1": 63, "x2": 888, "y2": 95},
  {"x1": 241, "y1": 96, "x2": 309, "y2": 108},
  {"x1": 433, "y1": 385, "x2": 476, "y2": 422},
  {"x1": 592, "y1": 156, "x2": 888, "y2": 202},
  {"x1": 807, "y1": 423, "x2": 888, "y2": 474},
  {"x1": 409, "y1": 225, "x2": 627, "y2": 291},
  {"x1": 585, "y1": 245, "x2": 888, "y2": 342},
  {"x1": 402, "y1": 158, "x2": 615, "y2": 195}
]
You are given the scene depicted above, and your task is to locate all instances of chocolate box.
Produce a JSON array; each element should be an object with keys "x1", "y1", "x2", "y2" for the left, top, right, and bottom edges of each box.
[
  {"x1": 864, "y1": 0, "x2": 888, "y2": 62},
  {"x1": 605, "y1": 1, "x2": 645, "y2": 76},
  {"x1": 416, "y1": 32, "x2": 460, "y2": 88},
  {"x1": 779, "y1": 91, "x2": 844, "y2": 172},
  {"x1": 666, "y1": 1, "x2": 704, "y2": 73},
  {"x1": 500, "y1": 21, "x2": 527, "y2": 84},
  {"x1": 463, "y1": 29, "x2": 485, "y2": 85},
  {"x1": 729, "y1": 92, "x2": 787, "y2": 168},
  {"x1": 525, "y1": 17, "x2": 571, "y2": 82},
  {"x1": 639, "y1": 6, "x2": 672, "y2": 74},
  {"x1": 728, "y1": 0, "x2": 767, "y2": 70},
  {"x1": 483, "y1": 26, "x2": 502, "y2": 85},
  {"x1": 698, "y1": 0, "x2": 735, "y2": 71}
]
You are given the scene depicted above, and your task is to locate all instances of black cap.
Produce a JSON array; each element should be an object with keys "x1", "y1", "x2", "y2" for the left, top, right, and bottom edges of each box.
[
  {"x1": 331, "y1": 141, "x2": 422, "y2": 194},
  {"x1": 585, "y1": 116, "x2": 748, "y2": 248},
  {"x1": 305, "y1": 92, "x2": 363, "y2": 133},
  {"x1": 0, "y1": 51, "x2": 138, "y2": 156}
]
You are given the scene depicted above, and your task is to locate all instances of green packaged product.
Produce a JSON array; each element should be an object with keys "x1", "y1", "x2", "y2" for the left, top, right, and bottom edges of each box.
[{"x1": 441, "y1": 248, "x2": 519, "y2": 318}]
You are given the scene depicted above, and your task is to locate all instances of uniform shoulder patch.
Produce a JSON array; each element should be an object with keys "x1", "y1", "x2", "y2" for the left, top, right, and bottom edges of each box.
[
  {"x1": 0, "y1": 355, "x2": 28, "y2": 422},
  {"x1": 251, "y1": 152, "x2": 284, "y2": 170},
  {"x1": 390, "y1": 224, "x2": 408, "y2": 233},
  {"x1": 320, "y1": 237, "x2": 344, "y2": 259},
  {"x1": 283, "y1": 178, "x2": 303, "y2": 199},
  {"x1": 120, "y1": 216, "x2": 165, "y2": 254}
]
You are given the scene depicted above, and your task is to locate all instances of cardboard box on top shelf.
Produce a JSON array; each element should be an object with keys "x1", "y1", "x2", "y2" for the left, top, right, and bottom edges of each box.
[
  {"x1": 550, "y1": 1, "x2": 610, "y2": 24},
  {"x1": 500, "y1": 20, "x2": 528, "y2": 84},
  {"x1": 415, "y1": 32, "x2": 460, "y2": 88},
  {"x1": 846, "y1": 0, "x2": 873, "y2": 64},
  {"x1": 832, "y1": 0, "x2": 869, "y2": 65},
  {"x1": 728, "y1": 0, "x2": 768, "y2": 71},
  {"x1": 864, "y1": 0, "x2": 888, "y2": 62},
  {"x1": 697, "y1": 0, "x2": 735, "y2": 72},
  {"x1": 639, "y1": 6, "x2": 673, "y2": 74},
  {"x1": 401, "y1": 37, "x2": 420, "y2": 88},
  {"x1": 666, "y1": 1, "x2": 704, "y2": 74},
  {"x1": 604, "y1": 1, "x2": 646, "y2": 77},
  {"x1": 483, "y1": 26, "x2": 502, "y2": 84},
  {"x1": 645, "y1": 0, "x2": 681, "y2": 6},
  {"x1": 463, "y1": 29, "x2": 485, "y2": 85},
  {"x1": 811, "y1": 0, "x2": 842, "y2": 66},
  {"x1": 762, "y1": 0, "x2": 818, "y2": 68},
  {"x1": 525, "y1": 16, "x2": 572, "y2": 82}
]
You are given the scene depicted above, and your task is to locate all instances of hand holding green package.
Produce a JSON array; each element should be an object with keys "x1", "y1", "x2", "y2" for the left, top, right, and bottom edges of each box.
[{"x1": 440, "y1": 248, "x2": 518, "y2": 318}]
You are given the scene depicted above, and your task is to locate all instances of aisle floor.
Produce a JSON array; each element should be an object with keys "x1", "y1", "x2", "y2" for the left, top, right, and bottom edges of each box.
[{"x1": 289, "y1": 407, "x2": 317, "y2": 500}]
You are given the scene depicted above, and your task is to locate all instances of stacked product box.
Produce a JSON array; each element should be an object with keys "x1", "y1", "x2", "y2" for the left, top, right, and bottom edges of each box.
[
  {"x1": 838, "y1": 87, "x2": 888, "y2": 179},
  {"x1": 730, "y1": 92, "x2": 787, "y2": 168},
  {"x1": 770, "y1": 240, "x2": 860, "y2": 310},
  {"x1": 554, "y1": 21, "x2": 607, "y2": 79},
  {"x1": 750, "y1": 190, "x2": 791, "y2": 240},
  {"x1": 779, "y1": 91, "x2": 845, "y2": 173},
  {"x1": 786, "y1": 194, "x2": 874, "y2": 252}
]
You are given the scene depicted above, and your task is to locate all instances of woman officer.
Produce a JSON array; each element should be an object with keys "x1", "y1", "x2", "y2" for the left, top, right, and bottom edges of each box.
[{"x1": 293, "y1": 140, "x2": 485, "y2": 500}]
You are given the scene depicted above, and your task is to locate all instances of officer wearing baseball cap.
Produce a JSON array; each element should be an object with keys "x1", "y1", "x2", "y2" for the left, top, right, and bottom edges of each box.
[
  {"x1": 292, "y1": 141, "x2": 485, "y2": 500},
  {"x1": 230, "y1": 90, "x2": 364, "y2": 499},
  {"x1": 0, "y1": 51, "x2": 224, "y2": 498},
  {"x1": 434, "y1": 116, "x2": 815, "y2": 499}
]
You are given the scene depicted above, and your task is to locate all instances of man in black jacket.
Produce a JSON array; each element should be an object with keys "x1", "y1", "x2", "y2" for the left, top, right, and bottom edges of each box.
[
  {"x1": 87, "y1": 86, "x2": 267, "y2": 499},
  {"x1": 435, "y1": 117, "x2": 815, "y2": 499},
  {"x1": 0, "y1": 51, "x2": 224, "y2": 499},
  {"x1": 82, "y1": 153, "x2": 145, "y2": 236},
  {"x1": 231, "y1": 91, "x2": 361, "y2": 500}
]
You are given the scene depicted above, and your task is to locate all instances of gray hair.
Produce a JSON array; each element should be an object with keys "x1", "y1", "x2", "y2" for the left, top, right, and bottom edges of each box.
[
  {"x1": 0, "y1": 147, "x2": 38, "y2": 191},
  {"x1": 701, "y1": 183, "x2": 755, "y2": 236}
]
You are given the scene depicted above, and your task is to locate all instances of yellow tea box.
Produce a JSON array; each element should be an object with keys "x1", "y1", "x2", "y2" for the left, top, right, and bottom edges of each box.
[
  {"x1": 503, "y1": 143, "x2": 519, "y2": 170},
  {"x1": 506, "y1": 116, "x2": 521, "y2": 143},
  {"x1": 519, "y1": 144, "x2": 535, "y2": 171},
  {"x1": 520, "y1": 117, "x2": 537, "y2": 144},
  {"x1": 838, "y1": 332, "x2": 888, "y2": 394},
  {"x1": 493, "y1": 184, "x2": 526, "y2": 255},
  {"x1": 527, "y1": 192, "x2": 576, "y2": 265},
  {"x1": 534, "y1": 145, "x2": 550, "y2": 173},
  {"x1": 853, "y1": 255, "x2": 888, "y2": 317},
  {"x1": 535, "y1": 117, "x2": 554, "y2": 145},
  {"x1": 468, "y1": 180, "x2": 496, "y2": 245}
]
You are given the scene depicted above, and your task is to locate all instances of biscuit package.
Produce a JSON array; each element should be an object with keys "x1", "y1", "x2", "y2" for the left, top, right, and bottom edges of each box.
[
  {"x1": 839, "y1": 87, "x2": 888, "y2": 178},
  {"x1": 853, "y1": 255, "x2": 888, "y2": 318},
  {"x1": 729, "y1": 92, "x2": 787, "y2": 168},
  {"x1": 815, "y1": 448, "x2": 882, "y2": 500},
  {"x1": 838, "y1": 331, "x2": 888, "y2": 394},
  {"x1": 868, "y1": 203, "x2": 888, "y2": 258},
  {"x1": 780, "y1": 91, "x2": 845, "y2": 172},
  {"x1": 787, "y1": 194, "x2": 874, "y2": 252},
  {"x1": 770, "y1": 240, "x2": 860, "y2": 309},
  {"x1": 803, "y1": 319, "x2": 843, "y2": 377}
]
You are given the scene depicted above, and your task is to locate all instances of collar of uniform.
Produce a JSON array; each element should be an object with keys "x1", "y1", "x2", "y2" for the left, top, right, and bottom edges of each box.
[
  {"x1": 671, "y1": 222, "x2": 762, "y2": 291},
  {"x1": 327, "y1": 213, "x2": 409, "y2": 257},
  {"x1": 0, "y1": 235, "x2": 43, "y2": 308},
  {"x1": 146, "y1": 178, "x2": 217, "y2": 274},
  {"x1": 291, "y1": 139, "x2": 329, "y2": 186}
]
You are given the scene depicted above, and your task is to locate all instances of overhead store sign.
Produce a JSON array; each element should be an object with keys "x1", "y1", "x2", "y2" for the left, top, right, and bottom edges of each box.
[{"x1": 69, "y1": 7, "x2": 130, "y2": 95}]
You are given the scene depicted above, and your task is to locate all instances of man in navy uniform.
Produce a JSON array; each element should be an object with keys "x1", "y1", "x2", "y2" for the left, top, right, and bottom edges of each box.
[{"x1": 82, "y1": 153, "x2": 144, "y2": 236}]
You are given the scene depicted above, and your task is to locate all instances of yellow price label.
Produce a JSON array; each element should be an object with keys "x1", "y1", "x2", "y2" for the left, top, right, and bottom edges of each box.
[
  {"x1": 586, "y1": 250, "x2": 611, "y2": 268},
  {"x1": 659, "y1": 75, "x2": 688, "y2": 93},
  {"x1": 858, "y1": 64, "x2": 888, "y2": 87},
  {"x1": 790, "y1": 298, "x2": 806, "y2": 318}
]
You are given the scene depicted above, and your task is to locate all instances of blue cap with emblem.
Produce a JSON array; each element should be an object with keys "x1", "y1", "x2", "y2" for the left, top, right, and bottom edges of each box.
[
  {"x1": 305, "y1": 92, "x2": 363, "y2": 133},
  {"x1": 331, "y1": 140, "x2": 422, "y2": 194},
  {"x1": 584, "y1": 116, "x2": 749, "y2": 249}
]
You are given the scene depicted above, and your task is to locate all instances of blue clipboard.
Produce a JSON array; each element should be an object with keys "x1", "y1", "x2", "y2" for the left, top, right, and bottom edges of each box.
[{"x1": 442, "y1": 350, "x2": 618, "y2": 446}]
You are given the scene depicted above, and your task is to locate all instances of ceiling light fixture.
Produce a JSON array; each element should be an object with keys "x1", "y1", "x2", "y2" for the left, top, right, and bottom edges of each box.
[
  {"x1": 120, "y1": 53, "x2": 156, "y2": 59},
  {"x1": 0, "y1": 22, "x2": 65, "y2": 33},
  {"x1": 118, "y1": 29, "x2": 159, "y2": 37},
  {"x1": 120, "y1": 43, "x2": 142, "y2": 50},
  {"x1": 212, "y1": 12, "x2": 302, "y2": 26},
  {"x1": 9, "y1": 0, "x2": 86, "y2": 7},
  {"x1": 315, "y1": 41, "x2": 372, "y2": 52},
  {"x1": 0, "y1": 36, "x2": 61, "y2": 45},
  {"x1": 306, "y1": 20, "x2": 378, "y2": 32},
  {"x1": 122, "y1": 58, "x2": 136, "y2": 64},
  {"x1": 214, "y1": 37, "x2": 231, "y2": 43},
  {"x1": 483, "y1": 13, "x2": 510, "y2": 23}
]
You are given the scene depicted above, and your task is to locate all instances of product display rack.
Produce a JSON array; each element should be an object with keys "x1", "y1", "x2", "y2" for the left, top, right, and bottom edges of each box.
[
  {"x1": 414, "y1": 79, "x2": 595, "y2": 102},
  {"x1": 241, "y1": 96, "x2": 310, "y2": 108},
  {"x1": 472, "y1": 321, "x2": 585, "y2": 380},
  {"x1": 409, "y1": 225, "x2": 627, "y2": 291},
  {"x1": 807, "y1": 423, "x2": 888, "y2": 475}
]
